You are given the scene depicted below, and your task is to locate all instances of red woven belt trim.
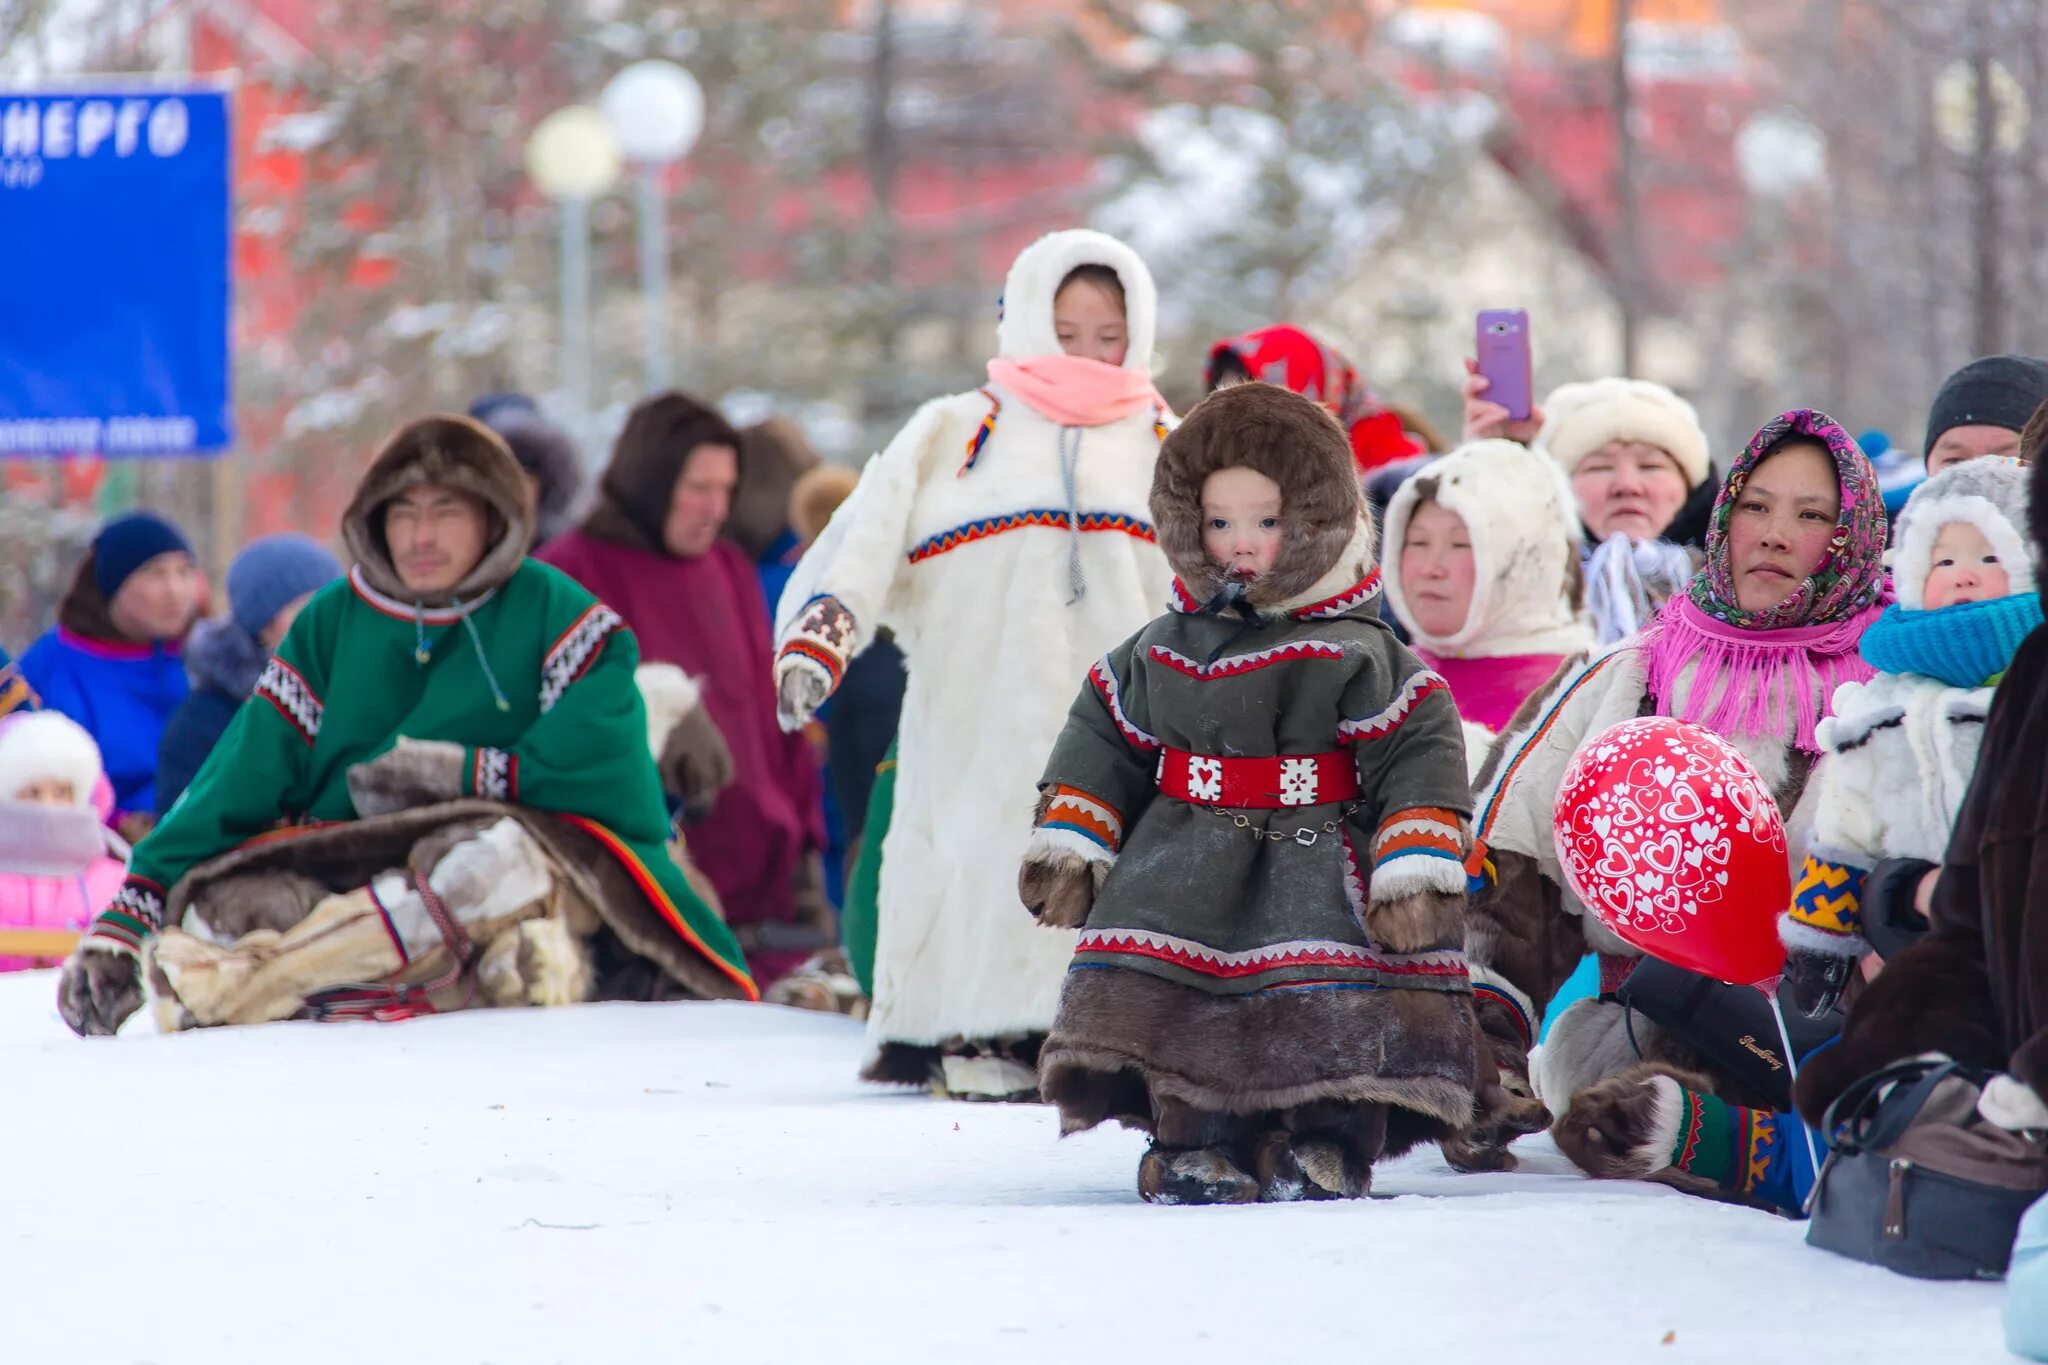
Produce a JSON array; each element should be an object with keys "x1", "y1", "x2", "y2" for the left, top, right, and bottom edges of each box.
[{"x1": 1156, "y1": 747, "x2": 1361, "y2": 809}]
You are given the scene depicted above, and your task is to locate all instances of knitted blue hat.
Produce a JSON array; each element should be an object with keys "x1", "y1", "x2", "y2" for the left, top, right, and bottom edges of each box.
[
  {"x1": 225, "y1": 533, "x2": 342, "y2": 638},
  {"x1": 92, "y1": 512, "x2": 193, "y2": 601}
]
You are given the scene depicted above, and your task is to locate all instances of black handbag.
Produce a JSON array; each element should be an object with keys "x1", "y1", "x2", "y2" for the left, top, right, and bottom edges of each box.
[
  {"x1": 1806, "y1": 1058, "x2": 2048, "y2": 1280},
  {"x1": 1615, "y1": 958, "x2": 1842, "y2": 1112}
]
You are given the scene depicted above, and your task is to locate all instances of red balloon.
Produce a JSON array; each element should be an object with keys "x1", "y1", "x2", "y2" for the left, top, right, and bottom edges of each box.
[{"x1": 1551, "y1": 716, "x2": 1791, "y2": 987}]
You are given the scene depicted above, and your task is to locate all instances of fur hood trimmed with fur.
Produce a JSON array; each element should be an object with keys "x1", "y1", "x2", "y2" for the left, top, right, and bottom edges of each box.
[
  {"x1": 341, "y1": 415, "x2": 534, "y2": 608},
  {"x1": 1150, "y1": 381, "x2": 1373, "y2": 610},
  {"x1": 1384, "y1": 438, "x2": 1593, "y2": 659},
  {"x1": 1891, "y1": 455, "x2": 2036, "y2": 611},
  {"x1": 995, "y1": 228, "x2": 1158, "y2": 368}
]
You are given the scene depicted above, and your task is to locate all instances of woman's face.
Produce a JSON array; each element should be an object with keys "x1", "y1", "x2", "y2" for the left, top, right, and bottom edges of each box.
[
  {"x1": 1572, "y1": 440, "x2": 1690, "y2": 542},
  {"x1": 1922, "y1": 520, "x2": 2012, "y2": 609},
  {"x1": 1053, "y1": 279, "x2": 1128, "y2": 367},
  {"x1": 1399, "y1": 499, "x2": 1476, "y2": 639},
  {"x1": 1200, "y1": 466, "x2": 1285, "y2": 583},
  {"x1": 1725, "y1": 440, "x2": 1841, "y2": 614}
]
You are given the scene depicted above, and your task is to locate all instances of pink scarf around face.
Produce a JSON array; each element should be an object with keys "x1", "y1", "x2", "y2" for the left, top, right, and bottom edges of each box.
[
  {"x1": 1640, "y1": 597, "x2": 1885, "y2": 755},
  {"x1": 986, "y1": 354, "x2": 1165, "y2": 426}
]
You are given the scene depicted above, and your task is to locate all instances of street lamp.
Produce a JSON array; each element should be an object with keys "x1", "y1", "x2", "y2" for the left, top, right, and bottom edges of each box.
[
  {"x1": 601, "y1": 60, "x2": 705, "y2": 394},
  {"x1": 524, "y1": 105, "x2": 621, "y2": 461}
]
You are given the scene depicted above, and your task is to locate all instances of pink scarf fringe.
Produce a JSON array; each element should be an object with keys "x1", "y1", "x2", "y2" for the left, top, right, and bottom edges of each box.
[
  {"x1": 986, "y1": 354, "x2": 1164, "y2": 426},
  {"x1": 1640, "y1": 598, "x2": 1884, "y2": 754}
]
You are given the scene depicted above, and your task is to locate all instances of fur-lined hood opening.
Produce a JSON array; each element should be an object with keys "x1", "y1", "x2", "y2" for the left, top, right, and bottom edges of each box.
[
  {"x1": 995, "y1": 228, "x2": 1158, "y2": 370},
  {"x1": 1891, "y1": 456, "x2": 2036, "y2": 611},
  {"x1": 1384, "y1": 439, "x2": 1594, "y2": 658},
  {"x1": 1151, "y1": 382, "x2": 1373, "y2": 609},
  {"x1": 341, "y1": 415, "x2": 534, "y2": 607}
]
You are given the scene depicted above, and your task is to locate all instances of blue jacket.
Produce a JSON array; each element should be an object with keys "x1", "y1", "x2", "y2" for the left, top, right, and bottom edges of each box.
[
  {"x1": 154, "y1": 616, "x2": 266, "y2": 816},
  {"x1": 21, "y1": 575, "x2": 189, "y2": 817}
]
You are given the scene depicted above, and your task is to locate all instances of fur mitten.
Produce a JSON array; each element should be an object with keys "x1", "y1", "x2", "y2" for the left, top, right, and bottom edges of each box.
[
  {"x1": 776, "y1": 594, "x2": 854, "y2": 731},
  {"x1": 1364, "y1": 887, "x2": 1461, "y2": 955},
  {"x1": 56, "y1": 940, "x2": 145, "y2": 1037},
  {"x1": 1018, "y1": 852, "x2": 1098, "y2": 929},
  {"x1": 1552, "y1": 1063, "x2": 1709, "y2": 1180},
  {"x1": 347, "y1": 737, "x2": 466, "y2": 817},
  {"x1": 659, "y1": 703, "x2": 735, "y2": 822}
]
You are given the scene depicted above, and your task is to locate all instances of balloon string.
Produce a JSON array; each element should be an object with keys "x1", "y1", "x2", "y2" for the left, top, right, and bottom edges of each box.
[{"x1": 1766, "y1": 986, "x2": 1828, "y2": 1212}]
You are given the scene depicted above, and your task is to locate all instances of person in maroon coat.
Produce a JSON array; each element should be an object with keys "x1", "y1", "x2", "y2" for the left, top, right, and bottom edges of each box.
[{"x1": 543, "y1": 392, "x2": 827, "y2": 984}]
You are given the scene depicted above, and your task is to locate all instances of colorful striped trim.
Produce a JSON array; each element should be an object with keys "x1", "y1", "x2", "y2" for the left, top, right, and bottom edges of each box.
[
  {"x1": 1148, "y1": 639, "x2": 1348, "y2": 680},
  {"x1": 1074, "y1": 927, "x2": 1470, "y2": 983},
  {"x1": 1152, "y1": 402, "x2": 1170, "y2": 443},
  {"x1": 1167, "y1": 579, "x2": 1203, "y2": 614},
  {"x1": 1670, "y1": 1085, "x2": 1707, "y2": 1171},
  {"x1": 1373, "y1": 807, "x2": 1464, "y2": 866},
  {"x1": 1042, "y1": 784, "x2": 1123, "y2": 853},
  {"x1": 347, "y1": 565, "x2": 499, "y2": 624},
  {"x1": 540, "y1": 604, "x2": 625, "y2": 713},
  {"x1": 1292, "y1": 569, "x2": 1383, "y2": 620},
  {"x1": 906, "y1": 510, "x2": 1156, "y2": 564},
  {"x1": 53, "y1": 627, "x2": 177, "y2": 662},
  {"x1": 960, "y1": 387, "x2": 1000, "y2": 475},
  {"x1": 1738, "y1": 1105, "x2": 1776, "y2": 1196},
  {"x1": 86, "y1": 907, "x2": 152, "y2": 954},
  {"x1": 553, "y1": 813, "x2": 759, "y2": 1002},
  {"x1": 1468, "y1": 651, "x2": 1624, "y2": 873},
  {"x1": 1471, "y1": 981, "x2": 1534, "y2": 1051},
  {"x1": 777, "y1": 638, "x2": 845, "y2": 690},
  {"x1": 255, "y1": 657, "x2": 323, "y2": 745},
  {"x1": 1090, "y1": 656, "x2": 1160, "y2": 753},
  {"x1": 1338, "y1": 670, "x2": 1449, "y2": 744}
]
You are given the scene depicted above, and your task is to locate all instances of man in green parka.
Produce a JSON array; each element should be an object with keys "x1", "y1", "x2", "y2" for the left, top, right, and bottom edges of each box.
[{"x1": 57, "y1": 415, "x2": 756, "y2": 1036}]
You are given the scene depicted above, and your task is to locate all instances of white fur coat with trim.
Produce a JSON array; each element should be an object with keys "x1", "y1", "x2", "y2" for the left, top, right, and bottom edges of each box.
[
  {"x1": 774, "y1": 382, "x2": 1171, "y2": 1053},
  {"x1": 1806, "y1": 672, "x2": 1992, "y2": 870},
  {"x1": 1469, "y1": 642, "x2": 1818, "y2": 974}
]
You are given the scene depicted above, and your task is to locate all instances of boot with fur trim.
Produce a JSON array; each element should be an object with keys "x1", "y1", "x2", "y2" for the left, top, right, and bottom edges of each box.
[
  {"x1": 477, "y1": 916, "x2": 594, "y2": 1008},
  {"x1": 934, "y1": 1034, "x2": 1043, "y2": 1102},
  {"x1": 1252, "y1": 1129, "x2": 1367, "y2": 1201},
  {"x1": 1138, "y1": 1144, "x2": 1261, "y2": 1205}
]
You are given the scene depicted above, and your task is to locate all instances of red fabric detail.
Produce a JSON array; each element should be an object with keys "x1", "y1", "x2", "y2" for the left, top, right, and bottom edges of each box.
[
  {"x1": 1156, "y1": 748, "x2": 1361, "y2": 809},
  {"x1": 1598, "y1": 952, "x2": 1639, "y2": 995}
]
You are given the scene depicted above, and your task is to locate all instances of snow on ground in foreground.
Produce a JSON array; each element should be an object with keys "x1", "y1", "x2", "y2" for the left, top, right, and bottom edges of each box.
[{"x1": 0, "y1": 970, "x2": 2016, "y2": 1364}]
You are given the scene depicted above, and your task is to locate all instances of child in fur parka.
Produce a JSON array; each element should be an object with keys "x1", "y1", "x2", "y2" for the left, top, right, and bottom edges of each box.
[
  {"x1": 1778, "y1": 457, "x2": 2040, "y2": 1015},
  {"x1": 1020, "y1": 382, "x2": 1505, "y2": 1205}
]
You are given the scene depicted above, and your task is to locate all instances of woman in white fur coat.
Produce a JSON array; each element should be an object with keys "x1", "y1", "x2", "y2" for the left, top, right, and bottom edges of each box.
[
  {"x1": 773, "y1": 229, "x2": 1174, "y2": 1100},
  {"x1": 1445, "y1": 410, "x2": 1890, "y2": 1168},
  {"x1": 1382, "y1": 438, "x2": 1594, "y2": 782}
]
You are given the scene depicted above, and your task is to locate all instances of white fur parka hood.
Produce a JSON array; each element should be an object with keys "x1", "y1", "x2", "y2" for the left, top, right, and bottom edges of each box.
[
  {"x1": 995, "y1": 228, "x2": 1158, "y2": 369},
  {"x1": 1384, "y1": 438, "x2": 1594, "y2": 658}
]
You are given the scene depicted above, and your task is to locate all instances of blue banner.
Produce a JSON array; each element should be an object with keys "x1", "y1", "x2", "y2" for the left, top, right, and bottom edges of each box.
[{"x1": 0, "y1": 88, "x2": 232, "y2": 457}]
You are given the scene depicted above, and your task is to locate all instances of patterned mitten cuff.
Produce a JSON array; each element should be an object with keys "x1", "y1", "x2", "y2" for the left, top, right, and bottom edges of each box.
[
  {"x1": 87, "y1": 876, "x2": 169, "y2": 955},
  {"x1": 1781, "y1": 853, "x2": 1868, "y2": 955}
]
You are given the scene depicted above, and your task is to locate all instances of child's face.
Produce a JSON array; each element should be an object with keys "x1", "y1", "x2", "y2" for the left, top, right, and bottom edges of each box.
[
  {"x1": 1201, "y1": 467, "x2": 1285, "y2": 583},
  {"x1": 1053, "y1": 279, "x2": 1128, "y2": 367},
  {"x1": 1923, "y1": 520, "x2": 2011, "y2": 609},
  {"x1": 14, "y1": 779, "x2": 76, "y2": 807},
  {"x1": 1399, "y1": 499, "x2": 1476, "y2": 638}
]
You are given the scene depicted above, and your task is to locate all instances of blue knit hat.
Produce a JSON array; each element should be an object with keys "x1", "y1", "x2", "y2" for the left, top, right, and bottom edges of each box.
[
  {"x1": 92, "y1": 512, "x2": 193, "y2": 601},
  {"x1": 225, "y1": 533, "x2": 343, "y2": 638}
]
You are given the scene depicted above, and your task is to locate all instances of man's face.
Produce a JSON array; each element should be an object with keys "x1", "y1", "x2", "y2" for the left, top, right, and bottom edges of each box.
[
  {"x1": 107, "y1": 551, "x2": 199, "y2": 641},
  {"x1": 663, "y1": 443, "x2": 739, "y2": 559},
  {"x1": 383, "y1": 483, "x2": 490, "y2": 596},
  {"x1": 1927, "y1": 423, "x2": 2021, "y2": 475}
]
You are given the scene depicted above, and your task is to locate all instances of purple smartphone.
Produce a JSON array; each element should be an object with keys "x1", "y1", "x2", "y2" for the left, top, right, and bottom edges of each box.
[{"x1": 1476, "y1": 309, "x2": 1533, "y2": 422}]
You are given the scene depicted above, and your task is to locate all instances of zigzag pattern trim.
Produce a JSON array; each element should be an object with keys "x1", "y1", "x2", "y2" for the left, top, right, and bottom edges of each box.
[
  {"x1": 472, "y1": 747, "x2": 517, "y2": 802},
  {"x1": 1293, "y1": 569, "x2": 1383, "y2": 620},
  {"x1": 540, "y1": 604, "x2": 624, "y2": 713},
  {"x1": 1148, "y1": 639, "x2": 1348, "y2": 681},
  {"x1": 1787, "y1": 853, "x2": 1864, "y2": 936},
  {"x1": 1340, "y1": 830, "x2": 1368, "y2": 925},
  {"x1": 1043, "y1": 784, "x2": 1123, "y2": 853},
  {"x1": 960, "y1": 387, "x2": 1001, "y2": 476},
  {"x1": 1167, "y1": 579, "x2": 1203, "y2": 614},
  {"x1": 1373, "y1": 807, "x2": 1464, "y2": 866},
  {"x1": 1090, "y1": 656, "x2": 1160, "y2": 753},
  {"x1": 906, "y1": 510, "x2": 1156, "y2": 564},
  {"x1": 255, "y1": 658, "x2": 323, "y2": 745},
  {"x1": 1338, "y1": 670, "x2": 1449, "y2": 744},
  {"x1": 1075, "y1": 926, "x2": 1469, "y2": 982}
]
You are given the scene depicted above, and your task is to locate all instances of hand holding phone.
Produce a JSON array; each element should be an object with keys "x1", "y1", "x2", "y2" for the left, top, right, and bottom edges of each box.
[{"x1": 1475, "y1": 309, "x2": 1533, "y2": 423}]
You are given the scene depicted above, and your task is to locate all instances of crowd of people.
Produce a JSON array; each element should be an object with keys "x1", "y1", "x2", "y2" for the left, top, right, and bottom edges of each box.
[{"x1": 3, "y1": 226, "x2": 2045, "y2": 1340}]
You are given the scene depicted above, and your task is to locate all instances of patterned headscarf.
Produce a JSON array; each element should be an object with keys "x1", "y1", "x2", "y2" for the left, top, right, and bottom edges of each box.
[{"x1": 1690, "y1": 409, "x2": 1888, "y2": 630}]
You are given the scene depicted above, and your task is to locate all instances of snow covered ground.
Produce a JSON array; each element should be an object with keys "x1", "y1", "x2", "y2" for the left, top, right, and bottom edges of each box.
[{"x1": 0, "y1": 969, "x2": 2018, "y2": 1364}]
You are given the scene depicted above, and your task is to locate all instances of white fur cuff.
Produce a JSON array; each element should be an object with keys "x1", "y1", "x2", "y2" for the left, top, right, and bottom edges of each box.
[
  {"x1": 1979, "y1": 1074, "x2": 2048, "y2": 1131},
  {"x1": 1023, "y1": 825, "x2": 1115, "y2": 886},
  {"x1": 1633, "y1": 1074, "x2": 1684, "y2": 1173},
  {"x1": 1778, "y1": 913, "x2": 1867, "y2": 958},
  {"x1": 1368, "y1": 851, "x2": 1468, "y2": 903}
]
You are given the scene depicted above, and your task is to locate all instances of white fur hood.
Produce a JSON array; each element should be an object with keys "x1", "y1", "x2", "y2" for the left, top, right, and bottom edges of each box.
[{"x1": 995, "y1": 228, "x2": 1158, "y2": 369}]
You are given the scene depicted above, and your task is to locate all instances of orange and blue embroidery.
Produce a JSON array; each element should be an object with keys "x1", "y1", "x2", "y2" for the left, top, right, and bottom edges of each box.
[
  {"x1": 907, "y1": 510, "x2": 1155, "y2": 565},
  {"x1": 960, "y1": 388, "x2": 1001, "y2": 475},
  {"x1": 1042, "y1": 784, "x2": 1123, "y2": 854}
]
